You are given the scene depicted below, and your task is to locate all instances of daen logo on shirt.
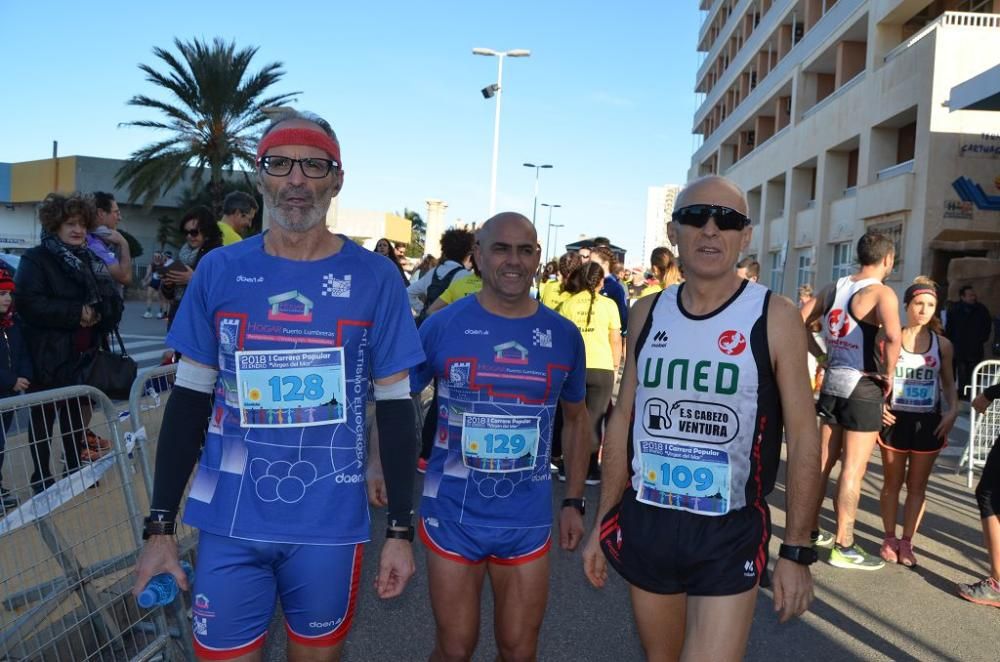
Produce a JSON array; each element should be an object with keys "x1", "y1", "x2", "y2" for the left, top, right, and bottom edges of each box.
[
  {"x1": 322, "y1": 273, "x2": 352, "y2": 298},
  {"x1": 717, "y1": 330, "x2": 747, "y2": 356},
  {"x1": 532, "y1": 328, "x2": 552, "y2": 348},
  {"x1": 236, "y1": 275, "x2": 263, "y2": 283}
]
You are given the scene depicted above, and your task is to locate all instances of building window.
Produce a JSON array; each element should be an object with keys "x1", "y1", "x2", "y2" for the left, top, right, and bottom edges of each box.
[
  {"x1": 796, "y1": 249, "x2": 815, "y2": 289},
  {"x1": 769, "y1": 249, "x2": 784, "y2": 291},
  {"x1": 831, "y1": 241, "x2": 853, "y2": 280},
  {"x1": 866, "y1": 218, "x2": 904, "y2": 281}
]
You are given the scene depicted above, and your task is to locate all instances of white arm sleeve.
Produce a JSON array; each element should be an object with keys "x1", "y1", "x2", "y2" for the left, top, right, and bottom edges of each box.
[{"x1": 174, "y1": 359, "x2": 219, "y2": 394}]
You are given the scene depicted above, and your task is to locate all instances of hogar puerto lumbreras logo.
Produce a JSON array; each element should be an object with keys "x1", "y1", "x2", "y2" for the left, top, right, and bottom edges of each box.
[{"x1": 267, "y1": 290, "x2": 314, "y2": 322}]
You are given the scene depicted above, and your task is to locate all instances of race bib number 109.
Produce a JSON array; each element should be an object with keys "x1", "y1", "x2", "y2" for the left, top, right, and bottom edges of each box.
[{"x1": 636, "y1": 440, "x2": 731, "y2": 515}]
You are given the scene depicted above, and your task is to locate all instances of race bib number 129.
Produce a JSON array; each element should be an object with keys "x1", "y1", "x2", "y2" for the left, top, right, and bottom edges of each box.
[{"x1": 461, "y1": 413, "x2": 540, "y2": 473}]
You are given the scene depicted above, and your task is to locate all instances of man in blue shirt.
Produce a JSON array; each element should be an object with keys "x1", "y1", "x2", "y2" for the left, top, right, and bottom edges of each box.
[
  {"x1": 132, "y1": 109, "x2": 423, "y2": 661},
  {"x1": 412, "y1": 212, "x2": 591, "y2": 661}
]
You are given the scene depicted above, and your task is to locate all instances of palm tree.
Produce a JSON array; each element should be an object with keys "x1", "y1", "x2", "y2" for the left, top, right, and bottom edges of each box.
[
  {"x1": 402, "y1": 208, "x2": 426, "y2": 257},
  {"x1": 116, "y1": 37, "x2": 299, "y2": 215}
]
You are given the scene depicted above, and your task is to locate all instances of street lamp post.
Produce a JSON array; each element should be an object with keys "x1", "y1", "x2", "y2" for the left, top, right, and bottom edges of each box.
[
  {"x1": 523, "y1": 163, "x2": 552, "y2": 227},
  {"x1": 473, "y1": 47, "x2": 531, "y2": 216},
  {"x1": 541, "y1": 203, "x2": 562, "y2": 262}
]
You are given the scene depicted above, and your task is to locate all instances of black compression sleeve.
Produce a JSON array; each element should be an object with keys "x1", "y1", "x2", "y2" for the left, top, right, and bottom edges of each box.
[
  {"x1": 375, "y1": 398, "x2": 417, "y2": 524},
  {"x1": 984, "y1": 383, "x2": 1000, "y2": 402},
  {"x1": 149, "y1": 386, "x2": 212, "y2": 521}
]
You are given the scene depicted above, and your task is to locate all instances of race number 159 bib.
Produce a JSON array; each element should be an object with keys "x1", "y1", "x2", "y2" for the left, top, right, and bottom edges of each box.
[
  {"x1": 235, "y1": 348, "x2": 347, "y2": 428},
  {"x1": 461, "y1": 413, "x2": 540, "y2": 473},
  {"x1": 635, "y1": 440, "x2": 731, "y2": 516}
]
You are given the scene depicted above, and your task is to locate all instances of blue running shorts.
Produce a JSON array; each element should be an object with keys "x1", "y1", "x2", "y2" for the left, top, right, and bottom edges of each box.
[
  {"x1": 191, "y1": 531, "x2": 363, "y2": 659},
  {"x1": 419, "y1": 516, "x2": 550, "y2": 565}
]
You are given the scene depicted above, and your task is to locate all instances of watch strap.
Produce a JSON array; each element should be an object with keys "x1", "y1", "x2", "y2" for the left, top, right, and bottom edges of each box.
[
  {"x1": 561, "y1": 498, "x2": 586, "y2": 516},
  {"x1": 385, "y1": 526, "x2": 415, "y2": 542},
  {"x1": 142, "y1": 516, "x2": 177, "y2": 540}
]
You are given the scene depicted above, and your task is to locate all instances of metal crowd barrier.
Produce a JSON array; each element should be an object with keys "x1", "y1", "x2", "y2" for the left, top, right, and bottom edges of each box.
[
  {"x1": 960, "y1": 359, "x2": 1000, "y2": 488},
  {"x1": 0, "y1": 385, "x2": 166, "y2": 660},
  {"x1": 126, "y1": 363, "x2": 195, "y2": 660}
]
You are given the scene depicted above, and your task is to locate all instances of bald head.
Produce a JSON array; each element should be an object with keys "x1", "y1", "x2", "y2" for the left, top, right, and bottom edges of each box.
[
  {"x1": 676, "y1": 175, "x2": 748, "y2": 215},
  {"x1": 478, "y1": 212, "x2": 536, "y2": 245}
]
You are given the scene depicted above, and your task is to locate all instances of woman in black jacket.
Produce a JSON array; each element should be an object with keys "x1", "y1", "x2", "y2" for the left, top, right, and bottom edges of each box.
[{"x1": 14, "y1": 192, "x2": 122, "y2": 493}]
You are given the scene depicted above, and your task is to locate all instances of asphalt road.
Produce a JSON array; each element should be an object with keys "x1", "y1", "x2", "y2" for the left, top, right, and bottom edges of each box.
[{"x1": 120, "y1": 300, "x2": 998, "y2": 660}]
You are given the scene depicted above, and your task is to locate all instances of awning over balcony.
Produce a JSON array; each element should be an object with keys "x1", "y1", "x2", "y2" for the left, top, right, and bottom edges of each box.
[{"x1": 950, "y1": 64, "x2": 1000, "y2": 111}]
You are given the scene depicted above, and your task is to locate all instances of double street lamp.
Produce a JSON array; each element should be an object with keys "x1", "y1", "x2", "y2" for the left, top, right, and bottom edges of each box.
[
  {"x1": 541, "y1": 203, "x2": 562, "y2": 262},
  {"x1": 523, "y1": 163, "x2": 552, "y2": 228},
  {"x1": 473, "y1": 47, "x2": 531, "y2": 216}
]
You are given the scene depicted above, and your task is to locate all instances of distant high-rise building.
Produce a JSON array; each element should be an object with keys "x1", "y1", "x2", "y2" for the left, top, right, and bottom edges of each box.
[
  {"x1": 690, "y1": 0, "x2": 1000, "y2": 300},
  {"x1": 643, "y1": 185, "x2": 681, "y2": 265}
]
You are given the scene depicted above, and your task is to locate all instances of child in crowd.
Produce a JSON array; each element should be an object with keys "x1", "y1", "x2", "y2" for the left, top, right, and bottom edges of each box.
[{"x1": 0, "y1": 269, "x2": 33, "y2": 511}]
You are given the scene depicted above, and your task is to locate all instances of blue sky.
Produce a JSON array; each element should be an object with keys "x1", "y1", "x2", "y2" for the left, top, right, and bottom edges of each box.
[{"x1": 0, "y1": 1, "x2": 702, "y2": 263}]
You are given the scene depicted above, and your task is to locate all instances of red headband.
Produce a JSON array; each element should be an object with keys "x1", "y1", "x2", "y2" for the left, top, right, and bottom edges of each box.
[
  {"x1": 256, "y1": 128, "x2": 342, "y2": 165},
  {"x1": 0, "y1": 279, "x2": 13, "y2": 292},
  {"x1": 904, "y1": 285, "x2": 937, "y2": 304}
]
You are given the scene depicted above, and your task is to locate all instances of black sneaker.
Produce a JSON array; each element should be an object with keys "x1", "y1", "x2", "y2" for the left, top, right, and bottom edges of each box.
[
  {"x1": 0, "y1": 487, "x2": 18, "y2": 510},
  {"x1": 585, "y1": 455, "x2": 601, "y2": 486}
]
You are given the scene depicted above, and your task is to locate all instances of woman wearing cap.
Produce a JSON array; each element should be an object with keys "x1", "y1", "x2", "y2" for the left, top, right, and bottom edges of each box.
[{"x1": 878, "y1": 277, "x2": 958, "y2": 567}]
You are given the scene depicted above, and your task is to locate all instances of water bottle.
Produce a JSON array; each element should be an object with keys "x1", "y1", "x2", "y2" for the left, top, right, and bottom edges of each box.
[{"x1": 137, "y1": 560, "x2": 194, "y2": 608}]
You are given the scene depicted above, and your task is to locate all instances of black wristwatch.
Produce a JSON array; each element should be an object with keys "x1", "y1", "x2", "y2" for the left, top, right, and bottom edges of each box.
[
  {"x1": 385, "y1": 526, "x2": 415, "y2": 542},
  {"x1": 561, "y1": 498, "x2": 586, "y2": 516},
  {"x1": 779, "y1": 544, "x2": 818, "y2": 566},
  {"x1": 142, "y1": 516, "x2": 177, "y2": 540}
]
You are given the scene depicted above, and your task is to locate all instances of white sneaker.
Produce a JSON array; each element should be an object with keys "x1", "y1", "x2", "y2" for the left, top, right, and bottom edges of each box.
[{"x1": 142, "y1": 311, "x2": 153, "y2": 319}]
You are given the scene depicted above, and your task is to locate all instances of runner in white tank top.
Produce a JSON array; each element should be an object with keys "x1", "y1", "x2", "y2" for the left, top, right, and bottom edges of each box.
[
  {"x1": 878, "y1": 280, "x2": 958, "y2": 568},
  {"x1": 582, "y1": 176, "x2": 823, "y2": 661}
]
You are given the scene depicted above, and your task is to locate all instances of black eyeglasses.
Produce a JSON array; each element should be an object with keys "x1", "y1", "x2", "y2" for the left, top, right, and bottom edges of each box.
[
  {"x1": 258, "y1": 156, "x2": 340, "y2": 179},
  {"x1": 672, "y1": 204, "x2": 751, "y2": 231},
  {"x1": 184, "y1": 228, "x2": 201, "y2": 237}
]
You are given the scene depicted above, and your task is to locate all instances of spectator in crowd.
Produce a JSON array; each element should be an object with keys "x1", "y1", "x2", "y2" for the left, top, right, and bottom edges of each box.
[
  {"x1": 162, "y1": 206, "x2": 223, "y2": 328},
  {"x1": 218, "y1": 191, "x2": 257, "y2": 246},
  {"x1": 960, "y1": 382, "x2": 1000, "y2": 607},
  {"x1": 410, "y1": 254, "x2": 437, "y2": 284},
  {"x1": 375, "y1": 237, "x2": 409, "y2": 285},
  {"x1": 0, "y1": 266, "x2": 32, "y2": 511},
  {"x1": 641, "y1": 247, "x2": 682, "y2": 299},
  {"x1": 142, "y1": 251, "x2": 169, "y2": 319},
  {"x1": 88, "y1": 191, "x2": 132, "y2": 292},
  {"x1": 541, "y1": 252, "x2": 583, "y2": 311},
  {"x1": 626, "y1": 268, "x2": 647, "y2": 301},
  {"x1": 394, "y1": 241, "x2": 408, "y2": 261},
  {"x1": 945, "y1": 285, "x2": 992, "y2": 400},
  {"x1": 407, "y1": 228, "x2": 474, "y2": 320},
  {"x1": 736, "y1": 256, "x2": 760, "y2": 283},
  {"x1": 557, "y1": 261, "x2": 621, "y2": 485},
  {"x1": 798, "y1": 284, "x2": 815, "y2": 311},
  {"x1": 590, "y1": 245, "x2": 628, "y2": 335},
  {"x1": 15, "y1": 192, "x2": 123, "y2": 493}
]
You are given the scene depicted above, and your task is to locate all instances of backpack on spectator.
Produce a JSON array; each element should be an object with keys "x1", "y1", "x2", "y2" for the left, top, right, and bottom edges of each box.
[{"x1": 416, "y1": 265, "x2": 463, "y2": 326}]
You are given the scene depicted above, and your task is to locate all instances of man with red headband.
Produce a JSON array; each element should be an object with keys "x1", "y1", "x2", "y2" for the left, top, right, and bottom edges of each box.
[{"x1": 133, "y1": 109, "x2": 424, "y2": 661}]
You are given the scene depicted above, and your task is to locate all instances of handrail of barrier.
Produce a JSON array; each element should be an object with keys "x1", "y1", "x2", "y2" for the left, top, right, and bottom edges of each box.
[{"x1": 962, "y1": 360, "x2": 1000, "y2": 488}]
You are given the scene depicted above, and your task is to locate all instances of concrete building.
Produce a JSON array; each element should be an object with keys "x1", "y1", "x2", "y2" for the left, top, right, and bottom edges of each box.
[
  {"x1": 690, "y1": 0, "x2": 1000, "y2": 307},
  {"x1": 643, "y1": 184, "x2": 682, "y2": 265}
]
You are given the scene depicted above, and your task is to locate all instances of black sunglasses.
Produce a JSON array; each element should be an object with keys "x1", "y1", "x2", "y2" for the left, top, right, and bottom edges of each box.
[
  {"x1": 672, "y1": 204, "x2": 751, "y2": 231},
  {"x1": 185, "y1": 228, "x2": 201, "y2": 237}
]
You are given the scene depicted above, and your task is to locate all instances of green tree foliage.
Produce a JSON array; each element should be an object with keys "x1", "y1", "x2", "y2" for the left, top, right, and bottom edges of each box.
[
  {"x1": 115, "y1": 37, "x2": 298, "y2": 215},
  {"x1": 402, "y1": 208, "x2": 425, "y2": 257}
]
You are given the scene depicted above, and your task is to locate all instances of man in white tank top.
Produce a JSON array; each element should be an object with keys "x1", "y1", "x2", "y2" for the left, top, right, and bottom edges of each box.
[
  {"x1": 803, "y1": 231, "x2": 901, "y2": 570},
  {"x1": 582, "y1": 175, "x2": 823, "y2": 661}
]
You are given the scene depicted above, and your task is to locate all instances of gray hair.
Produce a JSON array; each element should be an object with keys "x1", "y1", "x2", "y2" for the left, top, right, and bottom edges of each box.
[{"x1": 260, "y1": 107, "x2": 338, "y2": 143}]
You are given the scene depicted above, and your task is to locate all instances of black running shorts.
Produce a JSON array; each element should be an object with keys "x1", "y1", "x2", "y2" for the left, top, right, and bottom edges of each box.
[
  {"x1": 600, "y1": 487, "x2": 771, "y2": 596},
  {"x1": 816, "y1": 376, "x2": 884, "y2": 432},
  {"x1": 879, "y1": 411, "x2": 944, "y2": 454},
  {"x1": 976, "y1": 440, "x2": 1000, "y2": 519}
]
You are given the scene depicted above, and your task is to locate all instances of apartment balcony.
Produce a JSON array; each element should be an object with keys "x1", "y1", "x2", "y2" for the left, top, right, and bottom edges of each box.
[
  {"x1": 769, "y1": 215, "x2": 788, "y2": 250},
  {"x1": 697, "y1": 0, "x2": 757, "y2": 82},
  {"x1": 693, "y1": 0, "x2": 865, "y2": 166},
  {"x1": 857, "y1": 168, "x2": 914, "y2": 219},
  {"x1": 794, "y1": 207, "x2": 817, "y2": 247},
  {"x1": 883, "y1": 11, "x2": 1000, "y2": 64}
]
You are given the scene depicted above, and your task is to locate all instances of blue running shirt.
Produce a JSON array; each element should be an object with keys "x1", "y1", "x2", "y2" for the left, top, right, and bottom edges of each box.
[
  {"x1": 167, "y1": 235, "x2": 424, "y2": 545},
  {"x1": 412, "y1": 296, "x2": 586, "y2": 528}
]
